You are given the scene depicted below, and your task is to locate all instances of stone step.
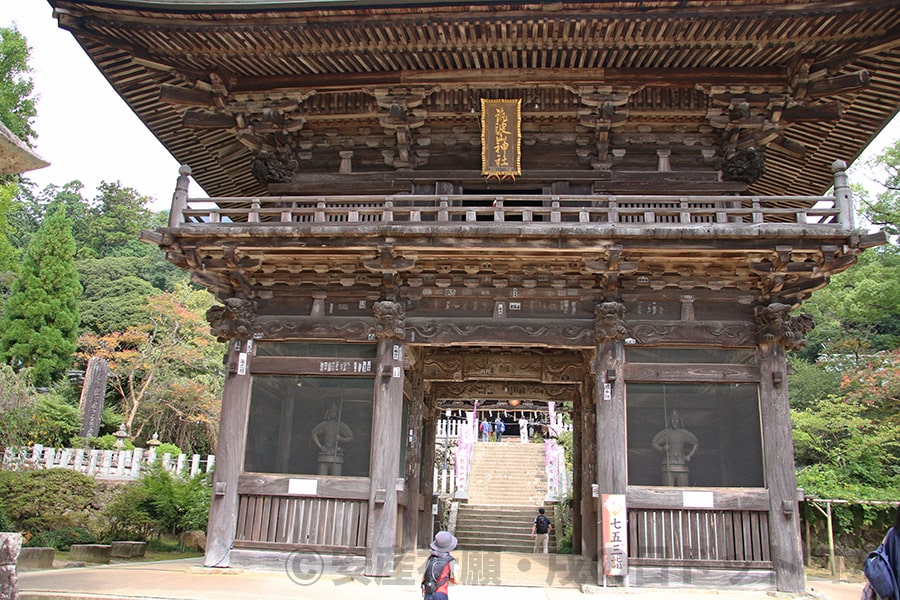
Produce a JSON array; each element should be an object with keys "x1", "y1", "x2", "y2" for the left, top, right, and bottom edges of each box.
[
  {"x1": 456, "y1": 531, "x2": 558, "y2": 543},
  {"x1": 456, "y1": 541, "x2": 558, "y2": 553},
  {"x1": 468, "y1": 479, "x2": 545, "y2": 487},
  {"x1": 458, "y1": 505, "x2": 545, "y2": 515},
  {"x1": 455, "y1": 534, "x2": 558, "y2": 553},
  {"x1": 463, "y1": 443, "x2": 552, "y2": 548},
  {"x1": 468, "y1": 485, "x2": 544, "y2": 492},
  {"x1": 456, "y1": 524, "x2": 555, "y2": 538},
  {"x1": 466, "y1": 493, "x2": 545, "y2": 501}
]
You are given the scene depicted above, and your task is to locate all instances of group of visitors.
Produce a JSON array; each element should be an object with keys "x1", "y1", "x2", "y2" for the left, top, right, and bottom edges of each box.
[
  {"x1": 478, "y1": 417, "x2": 507, "y2": 442},
  {"x1": 479, "y1": 414, "x2": 548, "y2": 443}
]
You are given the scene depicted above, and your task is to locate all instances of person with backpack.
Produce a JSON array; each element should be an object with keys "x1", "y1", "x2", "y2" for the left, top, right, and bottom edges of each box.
[
  {"x1": 532, "y1": 507, "x2": 552, "y2": 554},
  {"x1": 421, "y1": 531, "x2": 459, "y2": 600},
  {"x1": 479, "y1": 419, "x2": 491, "y2": 442},
  {"x1": 865, "y1": 504, "x2": 900, "y2": 600},
  {"x1": 493, "y1": 417, "x2": 506, "y2": 442}
]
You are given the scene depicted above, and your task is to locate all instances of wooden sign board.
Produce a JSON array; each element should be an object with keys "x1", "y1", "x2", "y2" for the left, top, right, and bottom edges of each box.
[
  {"x1": 481, "y1": 98, "x2": 521, "y2": 180},
  {"x1": 602, "y1": 493, "x2": 628, "y2": 577}
]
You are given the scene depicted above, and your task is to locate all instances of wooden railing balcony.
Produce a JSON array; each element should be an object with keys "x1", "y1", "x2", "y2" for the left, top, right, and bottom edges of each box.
[{"x1": 167, "y1": 161, "x2": 857, "y2": 231}]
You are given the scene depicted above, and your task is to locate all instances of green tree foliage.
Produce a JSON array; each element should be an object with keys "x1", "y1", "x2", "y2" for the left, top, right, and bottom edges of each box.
[
  {"x1": 860, "y1": 139, "x2": 900, "y2": 236},
  {"x1": 87, "y1": 181, "x2": 153, "y2": 257},
  {"x1": 795, "y1": 246, "x2": 900, "y2": 362},
  {"x1": 0, "y1": 183, "x2": 20, "y2": 290},
  {"x1": 786, "y1": 355, "x2": 842, "y2": 411},
  {"x1": 45, "y1": 182, "x2": 94, "y2": 257},
  {"x1": 6, "y1": 180, "x2": 44, "y2": 250},
  {"x1": 78, "y1": 256, "x2": 158, "y2": 334},
  {"x1": 793, "y1": 350, "x2": 900, "y2": 501},
  {"x1": 78, "y1": 283, "x2": 224, "y2": 454},
  {"x1": 30, "y1": 394, "x2": 80, "y2": 448},
  {"x1": 136, "y1": 240, "x2": 188, "y2": 292},
  {"x1": 0, "y1": 364, "x2": 39, "y2": 451},
  {"x1": 0, "y1": 205, "x2": 81, "y2": 386},
  {"x1": 0, "y1": 25, "x2": 37, "y2": 145}
]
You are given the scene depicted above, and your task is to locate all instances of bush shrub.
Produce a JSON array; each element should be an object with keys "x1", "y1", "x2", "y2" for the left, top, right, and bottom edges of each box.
[
  {"x1": 87, "y1": 433, "x2": 135, "y2": 450},
  {"x1": 0, "y1": 468, "x2": 97, "y2": 532},
  {"x1": 96, "y1": 464, "x2": 210, "y2": 541},
  {"x1": 26, "y1": 526, "x2": 96, "y2": 550},
  {"x1": 99, "y1": 482, "x2": 156, "y2": 541},
  {"x1": 0, "y1": 505, "x2": 14, "y2": 532},
  {"x1": 138, "y1": 464, "x2": 210, "y2": 536},
  {"x1": 154, "y1": 442, "x2": 182, "y2": 458}
]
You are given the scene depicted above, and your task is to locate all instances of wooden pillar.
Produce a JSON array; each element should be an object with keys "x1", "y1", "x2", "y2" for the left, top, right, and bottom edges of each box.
[
  {"x1": 365, "y1": 301, "x2": 406, "y2": 576},
  {"x1": 418, "y1": 397, "x2": 438, "y2": 547},
  {"x1": 594, "y1": 301, "x2": 628, "y2": 585},
  {"x1": 580, "y1": 377, "x2": 597, "y2": 561},
  {"x1": 204, "y1": 339, "x2": 253, "y2": 568},
  {"x1": 402, "y1": 354, "x2": 425, "y2": 551},
  {"x1": 759, "y1": 340, "x2": 805, "y2": 593},
  {"x1": 571, "y1": 379, "x2": 583, "y2": 555}
]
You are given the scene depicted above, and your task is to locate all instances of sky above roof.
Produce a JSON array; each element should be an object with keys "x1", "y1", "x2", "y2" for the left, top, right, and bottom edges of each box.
[{"x1": 5, "y1": 1, "x2": 200, "y2": 211}]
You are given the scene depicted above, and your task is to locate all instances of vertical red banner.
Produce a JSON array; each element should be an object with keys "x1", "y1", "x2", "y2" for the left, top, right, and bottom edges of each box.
[
  {"x1": 601, "y1": 493, "x2": 628, "y2": 577},
  {"x1": 481, "y1": 98, "x2": 521, "y2": 180}
]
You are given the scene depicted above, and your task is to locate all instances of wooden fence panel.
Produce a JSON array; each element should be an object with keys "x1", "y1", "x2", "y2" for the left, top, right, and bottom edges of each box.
[
  {"x1": 236, "y1": 494, "x2": 367, "y2": 549},
  {"x1": 628, "y1": 508, "x2": 770, "y2": 563}
]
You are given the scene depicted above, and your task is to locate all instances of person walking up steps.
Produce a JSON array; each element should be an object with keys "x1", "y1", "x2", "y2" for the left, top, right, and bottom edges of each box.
[
  {"x1": 479, "y1": 418, "x2": 491, "y2": 442},
  {"x1": 493, "y1": 417, "x2": 506, "y2": 442},
  {"x1": 532, "y1": 507, "x2": 552, "y2": 554}
]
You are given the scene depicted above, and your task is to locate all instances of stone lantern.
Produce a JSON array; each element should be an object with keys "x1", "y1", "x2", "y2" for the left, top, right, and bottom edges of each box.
[{"x1": 113, "y1": 424, "x2": 129, "y2": 450}]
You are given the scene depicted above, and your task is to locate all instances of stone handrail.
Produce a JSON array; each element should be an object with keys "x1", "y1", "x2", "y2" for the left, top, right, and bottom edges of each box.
[{"x1": 2, "y1": 445, "x2": 215, "y2": 480}]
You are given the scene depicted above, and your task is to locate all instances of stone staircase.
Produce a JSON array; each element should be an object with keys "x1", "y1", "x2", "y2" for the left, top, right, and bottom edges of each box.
[{"x1": 455, "y1": 442, "x2": 557, "y2": 552}]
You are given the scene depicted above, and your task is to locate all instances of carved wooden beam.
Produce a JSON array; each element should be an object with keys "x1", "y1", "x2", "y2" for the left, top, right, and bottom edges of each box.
[
  {"x1": 160, "y1": 84, "x2": 216, "y2": 107},
  {"x1": 232, "y1": 68, "x2": 787, "y2": 95},
  {"x1": 805, "y1": 70, "x2": 870, "y2": 99},
  {"x1": 182, "y1": 111, "x2": 237, "y2": 129},
  {"x1": 431, "y1": 381, "x2": 579, "y2": 403}
]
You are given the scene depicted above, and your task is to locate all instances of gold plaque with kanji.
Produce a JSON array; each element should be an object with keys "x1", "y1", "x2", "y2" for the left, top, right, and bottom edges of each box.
[{"x1": 481, "y1": 98, "x2": 521, "y2": 180}]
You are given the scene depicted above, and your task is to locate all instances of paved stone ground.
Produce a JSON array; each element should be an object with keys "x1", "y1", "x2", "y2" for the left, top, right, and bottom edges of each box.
[{"x1": 16, "y1": 555, "x2": 865, "y2": 600}]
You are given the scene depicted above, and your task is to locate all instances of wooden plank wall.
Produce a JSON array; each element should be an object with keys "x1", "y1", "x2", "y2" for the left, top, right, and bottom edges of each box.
[
  {"x1": 236, "y1": 494, "x2": 368, "y2": 549},
  {"x1": 628, "y1": 508, "x2": 770, "y2": 563}
]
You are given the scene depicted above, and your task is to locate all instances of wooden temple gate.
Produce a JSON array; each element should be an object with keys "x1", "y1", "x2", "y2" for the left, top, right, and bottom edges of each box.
[
  {"x1": 48, "y1": 0, "x2": 899, "y2": 592},
  {"x1": 157, "y1": 169, "x2": 880, "y2": 590}
]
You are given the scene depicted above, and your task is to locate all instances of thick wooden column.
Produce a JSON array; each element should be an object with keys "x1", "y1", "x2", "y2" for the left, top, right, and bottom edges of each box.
[
  {"x1": 571, "y1": 378, "x2": 583, "y2": 555},
  {"x1": 418, "y1": 396, "x2": 438, "y2": 548},
  {"x1": 594, "y1": 302, "x2": 628, "y2": 585},
  {"x1": 759, "y1": 340, "x2": 805, "y2": 593},
  {"x1": 365, "y1": 301, "x2": 406, "y2": 576},
  {"x1": 580, "y1": 379, "x2": 597, "y2": 562},
  {"x1": 401, "y1": 352, "x2": 424, "y2": 551},
  {"x1": 204, "y1": 339, "x2": 253, "y2": 568}
]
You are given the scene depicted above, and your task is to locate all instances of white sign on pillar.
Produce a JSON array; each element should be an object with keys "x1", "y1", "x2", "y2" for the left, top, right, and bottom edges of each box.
[{"x1": 602, "y1": 494, "x2": 627, "y2": 577}]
